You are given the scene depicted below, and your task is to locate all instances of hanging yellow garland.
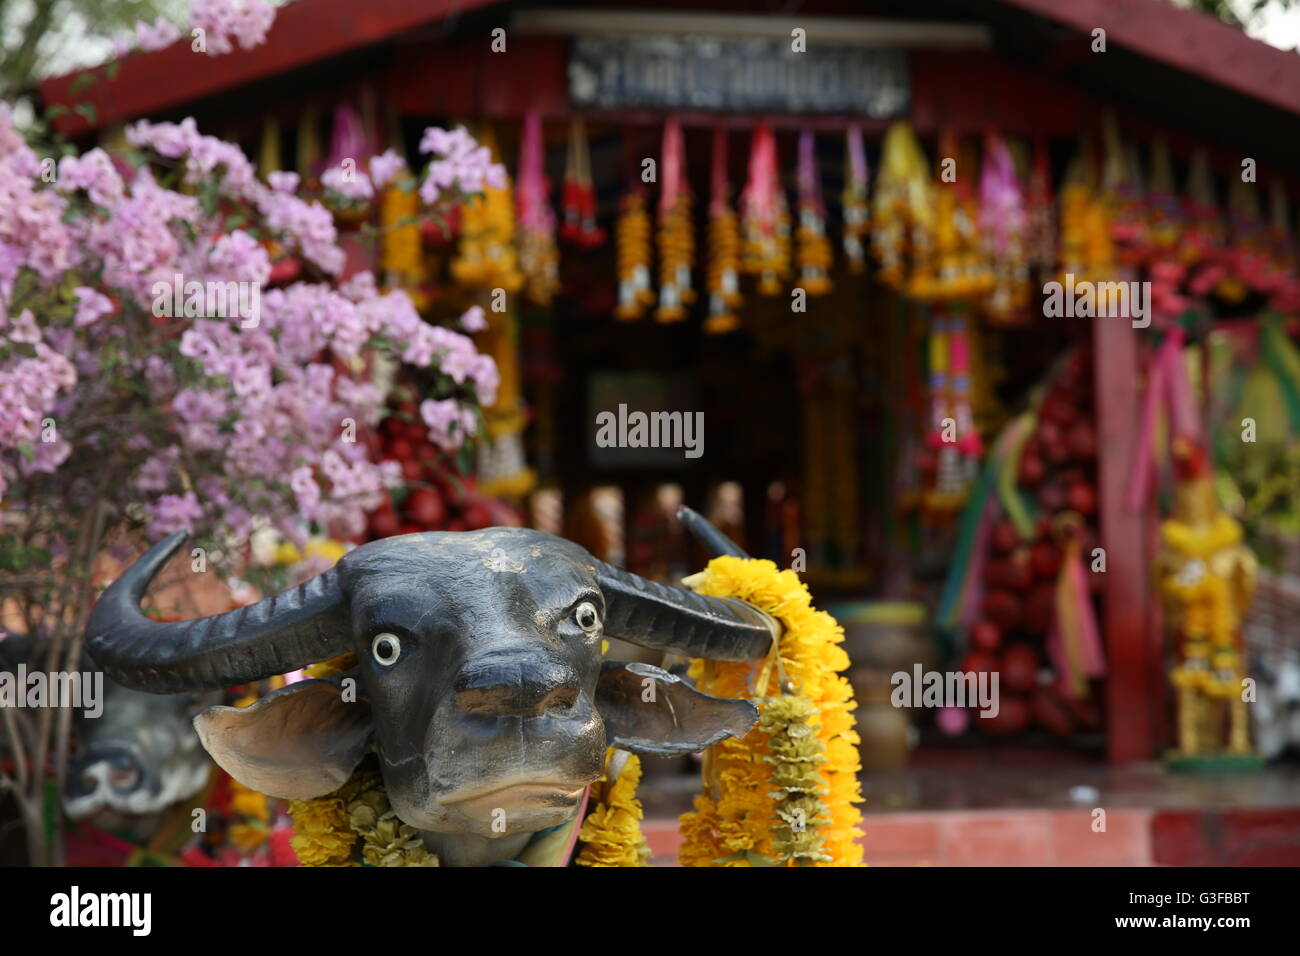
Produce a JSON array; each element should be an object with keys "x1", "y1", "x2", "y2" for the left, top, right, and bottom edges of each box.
[
  {"x1": 705, "y1": 205, "x2": 742, "y2": 333},
  {"x1": 379, "y1": 174, "x2": 424, "y2": 290},
  {"x1": 574, "y1": 747, "x2": 651, "y2": 867},
  {"x1": 678, "y1": 556, "x2": 864, "y2": 867},
  {"x1": 615, "y1": 192, "x2": 654, "y2": 320},
  {"x1": 761, "y1": 694, "x2": 833, "y2": 866},
  {"x1": 656, "y1": 193, "x2": 694, "y2": 322},
  {"x1": 451, "y1": 127, "x2": 524, "y2": 293}
]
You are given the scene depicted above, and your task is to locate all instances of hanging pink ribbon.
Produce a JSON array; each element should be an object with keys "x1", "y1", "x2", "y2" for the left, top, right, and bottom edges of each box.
[
  {"x1": 659, "y1": 117, "x2": 684, "y2": 217},
  {"x1": 796, "y1": 129, "x2": 824, "y2": 218},
  {"x1": 978, "y1": 132, "x2": 1025, "y2": 258},
  {"x1": 325, "y1": 104, "x2": 367, "y2": 169},
  {"x1": 1126, "y1": 326, "x2": 1200, "y2": 511},
  {"x1": 517, "y1": 109, "x2": 554, "y2": 234},
  {"x1": 1047, "y1": 530, "x2": 1107, "y2": 700},
  {"x1": 741, "y1": 122, "x2": 777, "y2": 225}
]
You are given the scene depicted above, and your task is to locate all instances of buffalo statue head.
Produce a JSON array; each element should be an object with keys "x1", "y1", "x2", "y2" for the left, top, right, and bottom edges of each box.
[
  {"x1": 84, "y1": 513, "x2": 774, "y2": 862},
  {"x1": 64, "y1": 676, "x2": 215, "y2": 825}
]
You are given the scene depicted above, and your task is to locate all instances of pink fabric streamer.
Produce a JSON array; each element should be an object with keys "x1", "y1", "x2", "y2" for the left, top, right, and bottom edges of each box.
[
  {"x1": 659, "y1": 117, "x2": 684, "y2": 215},
  {"x1": 1164, "y1": 327, "x2": 1201, "y2": 442},
  {"x1": 1046, "y1": 554, "x2": 1106, "y2": 700},
  {"x1": 960, "y1": 491, "x2": 999, "y2": 630},
  {"x1": 1070, "y1": 555, "x2": 1106, "y2": 677},
  {"x1": 741, "y1": 122, "x2": 777, "y2": 223},
  {"x1": 978, "y1": 132, "x2": 1025, "y2": 257},
  {"x1": 517, "y1": 109, "x2": 554, "y2": 233},
  {"x1": 326, "y1": 104, "x2": 367, "y2": 169},
  {"x1": 796, "y1": 129, "x2": 824, "y2": 216},
  {"x1": 1126, "y1": 327, "x2": 1199, "y2": 511}
]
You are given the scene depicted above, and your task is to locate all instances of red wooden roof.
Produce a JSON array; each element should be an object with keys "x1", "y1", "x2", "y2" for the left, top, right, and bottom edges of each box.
[
  {"x1": 40, "y1": 0, "x2": 502, "y2": 135},
  {"x1": 999, "y1": 0, "x2": 1300, "y2": 117},
  {"x1": 39, "y1": 0, "x2": 1300, "y2": 135}
]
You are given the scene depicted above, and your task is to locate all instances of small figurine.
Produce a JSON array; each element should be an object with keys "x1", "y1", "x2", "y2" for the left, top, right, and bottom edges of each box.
[{"x1": 1159, "y1": 439, "x2": 1260, "y2": 766}]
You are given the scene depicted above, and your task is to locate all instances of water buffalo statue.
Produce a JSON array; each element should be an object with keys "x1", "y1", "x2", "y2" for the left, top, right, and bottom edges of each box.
[
  {"x1": 63, "y1": 675, "x2": 215, "y2": 828},
  {"x1": 85, "y1": 515, "x2": 776, "y2": 865}
]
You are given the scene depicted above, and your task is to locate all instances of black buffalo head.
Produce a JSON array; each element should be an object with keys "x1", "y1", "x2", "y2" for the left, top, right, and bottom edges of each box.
[
  {"x1": 85, "y1": 521, "x2": 775, "y2": 839},
  {"x1": 64, "y1": 676, "x2": 215, "y2": 822}
]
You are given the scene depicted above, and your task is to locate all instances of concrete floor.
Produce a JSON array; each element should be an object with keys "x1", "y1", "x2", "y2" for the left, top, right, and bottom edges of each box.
[{"x1": 638, "y1": 752, "x2": 1300, "y2": 865}]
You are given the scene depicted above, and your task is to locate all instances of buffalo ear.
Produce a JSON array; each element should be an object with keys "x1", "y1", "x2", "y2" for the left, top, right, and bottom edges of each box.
[
  {"x1": 194, "y1": 675, "x2": 372, "y2": 801},
  {"x1": 595, "y1": 661, "x2": 758, "y2": 757}
]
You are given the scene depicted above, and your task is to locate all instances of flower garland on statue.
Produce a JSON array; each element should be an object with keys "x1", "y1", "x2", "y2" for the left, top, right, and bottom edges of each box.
[
  {"x1": 573, "y1": 747, "x2": 651, "y2": 866},
  {"x1": 678, "y1": 557, "x2": 864, "y2": 867},
  {"x1": 759, "y1": 695, "x2": 833, "y2": 865},
  {"x1": 289, "y1": 658, "x2": 649, "y2": 867},
  {"x1": 286, "y1": 654, "x2": 440, "y2": 867}
]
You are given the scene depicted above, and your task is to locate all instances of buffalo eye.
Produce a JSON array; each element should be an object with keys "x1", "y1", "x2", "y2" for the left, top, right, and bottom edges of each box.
[
  {"x1": 574, "y1": 601, "x2": 601, "y2": 632},
  {"x1": 371, "y1": 632, "x2": 401, "y2": 666}
]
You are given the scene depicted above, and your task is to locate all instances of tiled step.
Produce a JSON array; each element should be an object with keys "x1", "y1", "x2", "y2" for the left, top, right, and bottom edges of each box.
[{"x1": 643, "y1": 806, "x2": 1169, "y2": 865}]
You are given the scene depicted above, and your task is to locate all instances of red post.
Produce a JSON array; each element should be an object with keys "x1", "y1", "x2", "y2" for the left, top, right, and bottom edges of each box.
[{"x1": 1094, "y1": 315, "x2": 1159, "y2": 761}]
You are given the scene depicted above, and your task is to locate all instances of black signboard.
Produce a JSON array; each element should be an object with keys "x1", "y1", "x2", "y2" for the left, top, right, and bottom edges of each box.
[{"x1": 568, "y1": 34, "x2": 909, "y2": 116}]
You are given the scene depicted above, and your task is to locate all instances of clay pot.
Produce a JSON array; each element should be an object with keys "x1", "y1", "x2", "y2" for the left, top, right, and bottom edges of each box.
[
  {"x1": 830, "y1": 601, "x2": 934, "y2": 674},
  {"x1": 854, "y1": 690, "x2": 912, "y2": 771}
]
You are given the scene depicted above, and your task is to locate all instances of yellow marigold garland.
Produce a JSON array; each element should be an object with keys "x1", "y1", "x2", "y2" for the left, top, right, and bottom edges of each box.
[
  {"x1": 678, "y1": 556, "x2": 864, "y2": 867},
  {"x1": 290, "y1": 768, "x2": 440, "y2": 867},
  {"x1": 574, "y1": 748, "x2": 651, "y2": 867},
  {"x1": 451, "y1": 128, "x2": 524, "y2": 293},
  {"x1": 761, "y1": 694, "x2": 833, "y2": 866},
  {"x1": 290, "y1": 656, "x2": 442, "y2": 866},
  {"x1": 615, "y1": 192, "x2": 654, "y2": 320}
]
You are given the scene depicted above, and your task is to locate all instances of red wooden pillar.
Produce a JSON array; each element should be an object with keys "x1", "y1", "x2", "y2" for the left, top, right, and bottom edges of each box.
[{"x1": 1094, "y1": 314, "x2": 1160, "y2": 762}]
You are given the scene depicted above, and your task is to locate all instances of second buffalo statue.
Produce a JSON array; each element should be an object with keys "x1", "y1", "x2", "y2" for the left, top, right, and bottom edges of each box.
[{"x1": 84, "y1": 513, "x2": 778, "y2": 866}]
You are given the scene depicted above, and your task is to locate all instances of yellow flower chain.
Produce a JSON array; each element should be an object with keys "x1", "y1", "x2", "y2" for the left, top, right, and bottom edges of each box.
[
  {"x1": 656, "y1": 194, "x2": 695, "y2": 322},
  {"x1": 679, "y1": 556, "x2": 864, "y2": 867},
  {"x1": 379, "y1": 175, "x2": 423, "y2": 285},
  {"x1": 705, "y1": 207, "x2": 742, "y2": 334},
  {"x1": 574, "y1": 748, "x2": 651, "y2": 867},
  {"x1": 615, "y1": 193, "x2": 654, "y2": 320},
  {"x1": 451, "y1": 129, "x2": 524, "y2": 293},
  {"x1": 761, "y1": 694, "x2": 833, "y2": 866},
  {"x1": 289, "y1": 769, "x2": 439, "y2": 867}
]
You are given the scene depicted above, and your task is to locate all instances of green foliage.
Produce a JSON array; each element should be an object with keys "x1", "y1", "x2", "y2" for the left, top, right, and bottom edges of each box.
[{"x1": 0, "y1": 0, "x2": 185, "y2": 94}]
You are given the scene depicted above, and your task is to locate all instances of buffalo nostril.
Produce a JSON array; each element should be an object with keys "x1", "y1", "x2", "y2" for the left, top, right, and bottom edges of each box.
[
  {"x1": 109, "y1": 764, "x2": 141, "y2": 793},
  {"x1": 454, "y1": 656, "x2": 581, "y2": 717},
  {"x1": 543, "y1": 687, "x2": 578, "y2": 714}
]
